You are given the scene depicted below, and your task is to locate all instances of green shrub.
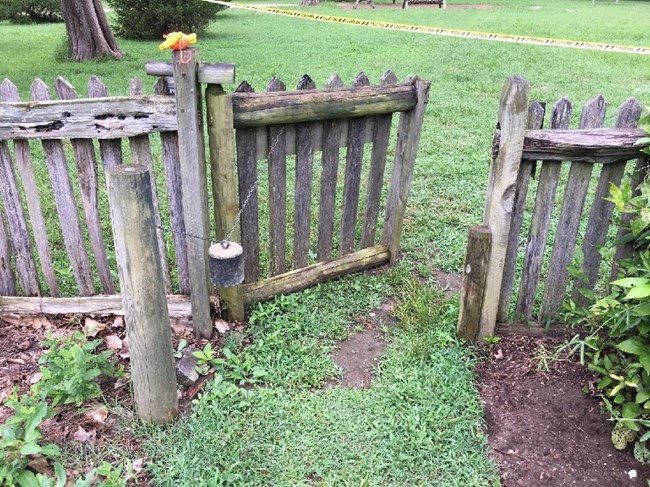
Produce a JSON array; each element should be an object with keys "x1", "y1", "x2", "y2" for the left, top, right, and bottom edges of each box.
[
  {"x1": 0, "y1": 0, "x2": 62, "y2": 24},
  {"x1": 564, "y1": 119, "x2": 650, "y2": 458},
  {"x1": 106, "y1": 0, "x2": 226, "y2": 40}
]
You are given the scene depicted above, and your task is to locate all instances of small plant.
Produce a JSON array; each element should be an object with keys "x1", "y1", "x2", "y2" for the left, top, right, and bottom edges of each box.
[
  {"x1": 193, "y1": 344, "x2": 267, "y2": 384},
  {"x1": 37, "y1": 332, "x2": 123, "y2": 407},
  {"x1": 482, "y1": 335, "x2": 501, "y2": 346},
  {"x1": 564, "y1": 171, "x2": 650, "y2": 459},
  {"x1": 0, "y1": 392, "x2": 60, "y2": 487}
]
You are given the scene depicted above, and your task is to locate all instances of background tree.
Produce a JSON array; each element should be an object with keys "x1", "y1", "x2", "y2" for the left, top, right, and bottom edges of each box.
[
  {"x1": 0, "y1": 0, "x2": 62, "y2": 24},
  {"x1": 60, "y1": 0, "x2": 123, "y2": 61},
  {"x1": 107, "y1": 0, "x2": 225, "y2": 40}
]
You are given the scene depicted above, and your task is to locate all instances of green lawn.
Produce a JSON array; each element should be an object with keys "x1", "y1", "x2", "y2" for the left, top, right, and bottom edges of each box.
[{"x1": 2, "y1": 0, "x2": 649, "y2": 484}]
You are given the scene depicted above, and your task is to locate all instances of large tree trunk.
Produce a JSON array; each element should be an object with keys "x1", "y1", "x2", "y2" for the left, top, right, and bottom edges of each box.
[
  {"x1": 61, "y1": 0, "x2": 123, "y2": 62},
  {"x1": 299, "y1": 0, "x2": 320, "y2": 5}
]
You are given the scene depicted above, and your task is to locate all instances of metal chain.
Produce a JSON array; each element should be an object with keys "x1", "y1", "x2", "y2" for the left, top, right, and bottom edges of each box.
[
  {"x1": 157, "y1": 126, "x2": 287, "y2": 248},
  {"x1": 222, "y1": 126, "x2": 286, "y2": 243}
]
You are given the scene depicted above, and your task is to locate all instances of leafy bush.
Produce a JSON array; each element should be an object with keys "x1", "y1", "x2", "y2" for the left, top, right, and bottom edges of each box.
[
  {"x1": 37, "y1": 332, "x2": 123, "y2": 407},
  {"x1": 565, "y1": 120, "x2": 650, "y2": 458},
  {"x1": 0, "y1": 0, "x2": 62, "y2": 24},
  {"x1": 106, "y1": 0, "x2": 226, "y2": 40}
]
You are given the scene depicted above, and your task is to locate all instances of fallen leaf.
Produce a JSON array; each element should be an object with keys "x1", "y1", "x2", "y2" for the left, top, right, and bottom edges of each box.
[
  {"x1": 214, "y1": 319, "x2": 230, "y2": 334},
  {"x1": 171, "y1": 319, "x2": 193, "y2": 335},
  {"x1": 118, "y1": 338, "x2": 130, "y2": 359},
  {"x1": 132, "y1": 458, "x2": 145, "y2": 472},
  {"x1": 105, "y1": 335, "x2": 123, "y2": 350},
  {"x1": 494, "y1": 348, "x2": 504, "y2": 360},
  {"x1": 28, "y1": 457, "x2": 54, "y2": 476},
  {"x1": 17, "y1": 340, "x2": 31, "y2": 351},
  {"x1": 72, "y1": 425, "x2": 96, "y2": 443},
  {"x1": 112, "y1": 316, "x2": 124, "y2": 328},
  {"x1": 84, "y1": 317, "x2": 106, "y2": 337},
  {"x1": 30, "y1": 372, "x2": 42, "y2": 384},
  {"x1": 0, "y1": 314, "x2": 23, "y2": 326},
  {"x1": 27, "y1": 316, "x2": 51, "y2": 330},
  {"x1": 7, "y1": 358, "x2": 25, "y2": 365},
  {"x1": 114, "y1": 375, "x2": 130, "y2": 389},
  {"x1": 85, "y1": 407, "x2": 109, "y2": 425}
]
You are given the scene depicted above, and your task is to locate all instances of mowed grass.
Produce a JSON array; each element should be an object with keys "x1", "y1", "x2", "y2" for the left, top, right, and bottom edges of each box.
[{"x1": 1, "y1": 1, "x2": 649, "y2": 484}]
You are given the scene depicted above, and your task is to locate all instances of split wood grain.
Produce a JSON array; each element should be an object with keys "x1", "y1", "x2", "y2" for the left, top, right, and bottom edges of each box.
[
  {"x1": 515, "y1": 98, "x2": 572, "y2": 322},
  {"x1": 155, "y1": 77, "x2": 190, "y2": 295},
  {"x1": 0, "y1": 208, "x2": 15, "y2": 295},
  {"x1": 32, "y1": 78, "x2": 94, "y2": 296},
  {"x1": 496, "y1": 100, "x2": 546, "y2": 323},
  {"x1": 54, "y1": 77, "x2": 113, "y2": 295},
  {"x1": 293, "y1": 75, "x2": 317, "y2": 269},
  {"x1": 1, "y1": 79, "x2": 58, "y2": 296},
  {"x1": 88, "y1": 76, "x2": 123, "y2": 168},
  {"x1": 340, "y1": 72, "x2": 370, "y2": 256},
  {"x1": 540, "y1": 95, "x2": 607, "y2": 321}
]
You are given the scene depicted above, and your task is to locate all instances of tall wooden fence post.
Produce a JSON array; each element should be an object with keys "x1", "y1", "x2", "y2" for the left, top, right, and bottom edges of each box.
[
  {"x1": 479, "y1": 76, "x2": 529, "y2": 339},
  {"x1": 206, "y1": 83, "x2": 245, "y2": 322},
  {"x1": 173, "y1": 47, "x2": 212, "y2": 338},
  {"x1": 106, "y1": 165, "x2": 178, "y2": 424}
]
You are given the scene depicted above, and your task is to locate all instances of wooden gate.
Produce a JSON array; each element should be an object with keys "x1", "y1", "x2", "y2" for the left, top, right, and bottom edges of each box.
[{"x1": 457, "y1": 76, "x2": 648, "y2": 342}]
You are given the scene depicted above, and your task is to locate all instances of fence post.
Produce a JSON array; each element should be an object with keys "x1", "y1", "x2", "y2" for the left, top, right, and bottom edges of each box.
[
  {"x1": 105, "y1": 165, "x2": 178, "y2": 424},
  {"x1": 173, "y1": 47, "x2": 213, "y2": 338},
  {"x1": 206, "y1": 83, "x2": 245, "y2": 322},
  {"x1": 457, "y1": 226, "x2": 491, "y2": 344},
  {"x1": 479, "y1": 76, "x2": 529, "y2": 339}
]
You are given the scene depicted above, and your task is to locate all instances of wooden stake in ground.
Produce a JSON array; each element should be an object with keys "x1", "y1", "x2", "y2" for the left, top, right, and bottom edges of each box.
[{"x1": 106, "y1": 164, "x2": 178, "y2": 424}]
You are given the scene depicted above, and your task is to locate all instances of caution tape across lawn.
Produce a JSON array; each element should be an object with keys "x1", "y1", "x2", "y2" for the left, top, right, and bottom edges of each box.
[{"x1": 207, "y1": 0, "x2": 650, "y2": 55}]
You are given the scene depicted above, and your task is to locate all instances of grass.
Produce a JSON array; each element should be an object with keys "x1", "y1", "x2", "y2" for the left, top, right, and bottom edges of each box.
[{"x1": 1, "y1": 0, "x2": 649, "y2": 484}]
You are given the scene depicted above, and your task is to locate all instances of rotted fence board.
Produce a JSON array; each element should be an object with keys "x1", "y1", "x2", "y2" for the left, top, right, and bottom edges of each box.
[
  {"x1": 54, "y1": 77, "x2": 113, "y2": 295},
  {"x1": 515, "y1": 98, "x2": 572, "y2": 322},
  {"x1": 521, "y1": 128, "x2": 647, "y2": 163},
  {"x1": 0, "y1": 95, "x2": 177, "y2": 141},
  {"x1": 496, "y1": 101, "x2": 546, "y2": 323},
  {"x1": 0, "y1": 294, "x2": 196, "y2": 318},
  {"x1": 340, "y1": 72, "x2": 370, "y2": 256},
  {"x1": 540, "y1": 95, "x2": 607, "y2": 321},
  {"x1": 1, "y1": 79, "x2": 58, "y2": 296},
  {"x1": 382, "y1": 77, "x2": 430, "y2": 265},
  {"x1": 293, "y1": 75, "x2": 317, "y2": 269},
  {"x1": 232, "y1": 83, "x2": 418, "y2": 128},
  {"x1": 205, "y1": 83, "x2": 244, "y2": 322},
  {"x1": 317, "y1": 74, "x2": 345, "y2": 262},
  {"x1": 242, "y1": 245, "x2": 390, "y2": 305},
  {"x1": 361, "y1": 70, "x2": 397, "y2": 249},
  {"x1": 31, "y1": 79, "x2": 95, "y2": 297},
  {"x1": 172, "y1": 48, "x2": 212, "y2": 338},
  {"x1": 477, "y1": 76, "x2": 530, "y2": 338},
  {"x1": 235, "y1": 81, "x2": 261, "y2": 283},
  {"x1": 155, "y1": 77, "x2": 189, "y2": 295},
  {"x1": 266, "y1": 77, "x2": 288, "y2": 276},
  {"x1": 0, "y1": 141, "x2": 40, "y2": 296},
  {"x1": 0, "y1": 208, "x2": 15, "y2": 295},
  {"x1": 572, "y1": 98, "x2": 642, "y2": 307},
  {"x1": 128, "y1": 78, "x2": 171, "y2": 293},
  {"x1": 88, "y1": 76, "x2": 123, "y2": 168}
]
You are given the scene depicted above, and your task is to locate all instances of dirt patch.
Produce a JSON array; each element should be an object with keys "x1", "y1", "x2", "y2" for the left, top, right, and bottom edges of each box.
[
  {"x1": 339, "y1": 2, "x2": 493, "y2": 9},
  {"x1": 477, "y1": 335, "x2": 650, "y2": 486},
  {"x1": 328, "y1": 298, "x2": 396, "y2": 389},
  {"x1": 431, "y1": 270, "x2": 462, "y2": 296}
]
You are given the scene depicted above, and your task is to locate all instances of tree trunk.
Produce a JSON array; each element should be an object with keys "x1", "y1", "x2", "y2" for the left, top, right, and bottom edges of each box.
[
  {"x1": 60, "y1": 0, "x2": 123, "y2": 62},
  {"x1": 299, "y1": 0, "x2": 320, "y2": 5}
]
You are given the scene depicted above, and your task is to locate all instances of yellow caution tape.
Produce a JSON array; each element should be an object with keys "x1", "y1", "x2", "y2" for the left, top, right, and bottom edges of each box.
[{"x1": 207, "y1": 0, "x2": 650, "y2": 55}]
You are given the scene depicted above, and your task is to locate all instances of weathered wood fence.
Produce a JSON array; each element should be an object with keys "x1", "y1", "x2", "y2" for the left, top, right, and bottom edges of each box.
[
  {"x1": 457, "y1": 76, "x2": 649, "y2": 342},
  {"x1": 0, "y1": 48, "x2": 430, "y2": 338}
]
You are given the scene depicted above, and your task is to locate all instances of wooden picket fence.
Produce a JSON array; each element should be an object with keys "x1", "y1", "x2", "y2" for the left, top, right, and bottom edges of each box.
[
  {"x1": 0, "y1": 49, "x2": 430, "y2": 337},
  {"x1": 457, "y1": 76, "x2": 649, "y2": 342}
]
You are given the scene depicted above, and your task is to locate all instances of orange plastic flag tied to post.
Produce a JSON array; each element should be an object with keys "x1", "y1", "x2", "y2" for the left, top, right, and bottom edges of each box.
[{"x1": 159, "y1": 32, "x2": 197, "y2": 51}]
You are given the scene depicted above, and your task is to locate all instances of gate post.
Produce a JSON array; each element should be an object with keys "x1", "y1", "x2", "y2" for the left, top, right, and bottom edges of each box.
[
  {"x1": 172, "y1": 47, "x2": 213, "y2": 338},
  {"x1": 478, "y1": 76, "x2": 529, "y2": 339},
  {"x1": 206, "y1": 83, "x2": 245, "y2": 322}
]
